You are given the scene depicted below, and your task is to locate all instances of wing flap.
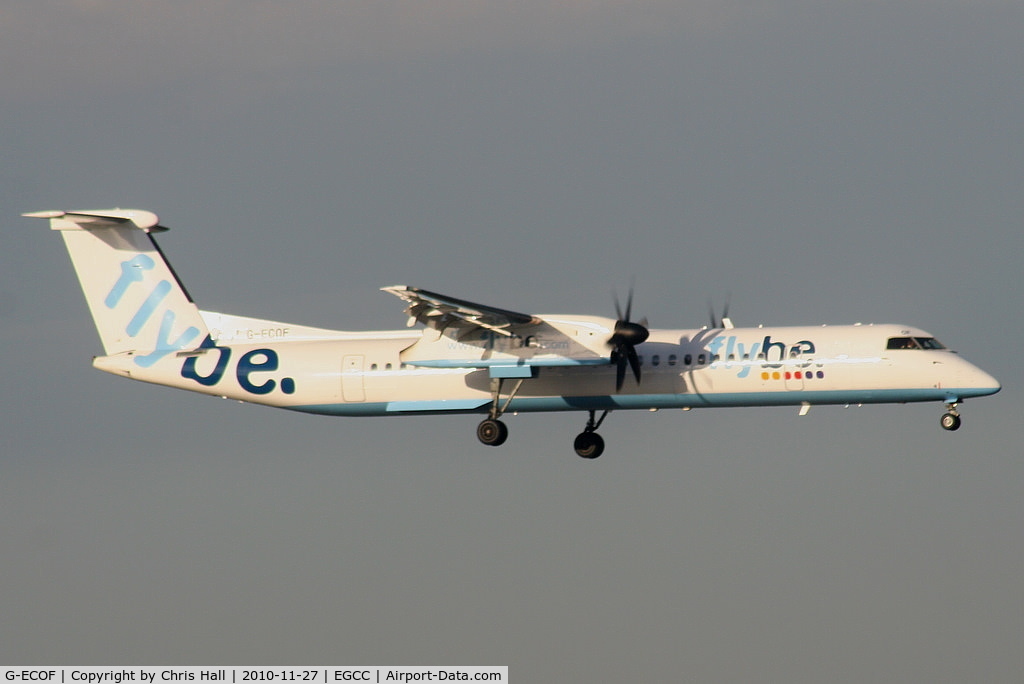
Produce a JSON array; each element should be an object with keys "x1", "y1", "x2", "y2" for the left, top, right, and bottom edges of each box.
[{"x1": 382, "y1": 285, "x2": 541, "y2": 337}]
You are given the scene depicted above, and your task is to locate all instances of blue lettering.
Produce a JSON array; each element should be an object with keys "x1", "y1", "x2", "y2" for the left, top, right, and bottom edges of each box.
[
  {"x1": 134, "y1": 310, "x2": 202, "y2": 368},
  {"x1": 699, "y1": 336, "x2": 816, "y2": 378},
  {"x1": 706, "y1": 336, "x2": 727, "y2": 360},
  {"x1": 237, "y1": 349, "x2": 279, "y2": 395},
  {"x1": 762, "y1": 335, "x2": 787, "y2": 368},
  {"x1": 724, "y1": 336, "x2": 736, "y2": 360},
  {"x1": 181, "y1": 336, "x2": 232, "y2": 386},
  {"x1": 734, "y1": 340, "x2": 761, "y2": 378},
  {"x1": 105, "y1": 254, "x2": 155, "y2": 308},
  {"x1": 792, "y1": 340, "x2": 816, "y2": 360},
  {"x1": 126, "y1": 280, "x2": 171, "y2": 337}
]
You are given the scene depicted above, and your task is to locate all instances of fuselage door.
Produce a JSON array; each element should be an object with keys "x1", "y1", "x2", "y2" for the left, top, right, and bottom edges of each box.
[{"x1": 342, "y1": 354, "x2": 365, "y2": 402}]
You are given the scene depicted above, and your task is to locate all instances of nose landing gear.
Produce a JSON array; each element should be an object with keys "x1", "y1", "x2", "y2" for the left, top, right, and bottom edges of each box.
[
  {"x1": 941, "y1": 410, "x2": 962, "y2": 431},
  {"x1": 941, "y1": 401, "x2": 962, "y2": 431}
]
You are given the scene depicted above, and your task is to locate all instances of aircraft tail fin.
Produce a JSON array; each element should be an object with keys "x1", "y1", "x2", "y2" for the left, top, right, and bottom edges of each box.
[{"x1": 24, "y1": 210, "x2": 209, "y2": 366}]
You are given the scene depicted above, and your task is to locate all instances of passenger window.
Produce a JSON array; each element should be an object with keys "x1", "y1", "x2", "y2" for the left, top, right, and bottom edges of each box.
[
  {"x1": 668, "y1": 355, "x2": 677, "y2": 366},
  {"x1": 684, "y1": 354, "x2": 693, "y2": 366},
  {"x1": 652, "y1": 355, "x2": 660, "y2": 367}
]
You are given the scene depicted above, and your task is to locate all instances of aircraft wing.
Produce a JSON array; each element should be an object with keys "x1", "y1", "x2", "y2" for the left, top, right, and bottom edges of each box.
[{"x1": 382, "y1": 286, "x2": 542, "y2": 337}]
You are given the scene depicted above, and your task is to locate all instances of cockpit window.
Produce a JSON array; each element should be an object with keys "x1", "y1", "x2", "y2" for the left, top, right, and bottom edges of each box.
[
  {"x1": 886, "y1": 337, "x2": 947, "y2": 350},
  {"x1": 916, "y1": 337, "x2": 946, "y2": 350},
  {"x1": 887, "y1": 337, "x2": 918, "y2": 350}
]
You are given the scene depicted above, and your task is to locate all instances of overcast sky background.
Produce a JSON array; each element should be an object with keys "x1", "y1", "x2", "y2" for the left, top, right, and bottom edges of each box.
[{"x1": 1, "y1": 2, "x2": 1022, "y2": 681}]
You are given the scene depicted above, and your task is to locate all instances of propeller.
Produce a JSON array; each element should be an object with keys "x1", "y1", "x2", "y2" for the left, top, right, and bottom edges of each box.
[
  {"x1": 609, "y1": 286, "x2": 650, "y2": 391},
  {"x1": 707, "y1": 294, "x2": 734, "y2": 329}
]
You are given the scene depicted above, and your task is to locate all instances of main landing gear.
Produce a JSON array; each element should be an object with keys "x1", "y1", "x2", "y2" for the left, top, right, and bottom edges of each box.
[
  {"x1": 476, "y1": 377, "x2": 522, "y2": 448},
  {"x1": 573, "y1": 410, "x2": 608, "y2": 459},
  {"x1": 478, "y1": 409, "x2": 611, "y2": 459},
  {"x1": 477, "y1": 417, "x2": 509, "y2": 446},
  {"x1": 475, "y1": 378, "x2": 611, "y2": 459},
  {"x1": 941, "y1": 401, "x2": 962, "y2": 431}
]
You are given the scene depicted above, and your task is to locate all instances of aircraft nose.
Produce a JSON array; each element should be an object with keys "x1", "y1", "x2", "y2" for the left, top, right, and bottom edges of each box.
[{"x1": 960, "y1": 363, "x2": 1001, "y2": 398}]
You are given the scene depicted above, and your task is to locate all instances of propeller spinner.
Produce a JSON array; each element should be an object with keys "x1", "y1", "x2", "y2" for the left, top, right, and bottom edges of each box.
[{"x1": 609, "y1": 288, "x2": 650, "y2": 391}]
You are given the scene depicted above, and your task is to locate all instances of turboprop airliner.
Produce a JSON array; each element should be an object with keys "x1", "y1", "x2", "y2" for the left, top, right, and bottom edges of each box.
[{"x1": 25, "y1": 208, "x2": 1001, "y2": 458}]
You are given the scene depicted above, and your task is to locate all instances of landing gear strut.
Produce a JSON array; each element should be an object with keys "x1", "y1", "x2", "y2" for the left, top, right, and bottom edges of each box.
[
  {"x1": 941, "y1": 402, "x2": 962, "y2": 431},
  {"x1": 574, "y1": 410, "x2": 609, "y2": 459},
  {"x1": 475, "y1": 382, "x2": 612, "y2": 458},
  {"x1": 476, "y1": 377, "x2": 524, "y2": 447}
]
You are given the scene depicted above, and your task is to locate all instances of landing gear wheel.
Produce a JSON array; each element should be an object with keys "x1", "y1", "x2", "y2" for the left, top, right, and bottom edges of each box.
[
  {"x1": 940, "y1": 412, "x2": 962, "y2": 431},
  {"x1": 574, "y1": 431, "x2": 605, "y2": 459},
  {"x1": 477, "y1": 418, "x2": 509, "y2": 446}
]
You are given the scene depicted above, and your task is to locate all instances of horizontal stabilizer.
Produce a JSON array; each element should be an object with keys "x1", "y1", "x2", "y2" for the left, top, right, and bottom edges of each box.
[{"x1": 23, "y1": 209, "x2": 167, "y2": 233}]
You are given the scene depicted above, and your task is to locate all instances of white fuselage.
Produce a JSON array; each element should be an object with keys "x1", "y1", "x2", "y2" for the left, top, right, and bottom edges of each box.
[
  {"x1": 92, "y1": 313, "x2": 1001, "y2": 417},
  {"x1": 25, "y1": 208, "x2": 1000, "y2": 456}
]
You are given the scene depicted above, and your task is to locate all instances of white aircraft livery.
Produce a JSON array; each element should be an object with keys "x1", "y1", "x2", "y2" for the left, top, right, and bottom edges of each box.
[{"x1": 26, "y1": 208, "x2": 1001, "y2": 458}]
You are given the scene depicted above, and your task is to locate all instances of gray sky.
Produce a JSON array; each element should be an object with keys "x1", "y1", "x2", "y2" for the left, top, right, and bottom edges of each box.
[{"x1": 2, "y1": 2, "x2": 1022, "y2": 680}]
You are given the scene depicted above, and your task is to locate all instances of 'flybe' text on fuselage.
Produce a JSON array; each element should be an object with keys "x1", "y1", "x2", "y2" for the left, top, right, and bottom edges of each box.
[{"x1": 705, "y1": 335, "x2": 816, "y2": 378}]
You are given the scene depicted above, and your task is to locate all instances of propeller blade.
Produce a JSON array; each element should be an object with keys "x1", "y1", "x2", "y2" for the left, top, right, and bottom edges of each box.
[
  {"x1": 615, "y1": 352, "x2": 628, "y2": 391},
  {"x1": 608, "y1": 282, "x2": 649, "y2": 391},
  {"x1": 625, "y1": 345, "x2": 642, "y2": 383},
  {"x1": 708, "y1": 295, "x2": 734, "y2": 329}
]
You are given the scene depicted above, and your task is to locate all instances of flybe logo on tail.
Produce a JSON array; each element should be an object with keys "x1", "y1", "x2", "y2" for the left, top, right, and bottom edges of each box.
[{"x1": 107, "y1": 254, "x2": 201, "y2": 367}]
